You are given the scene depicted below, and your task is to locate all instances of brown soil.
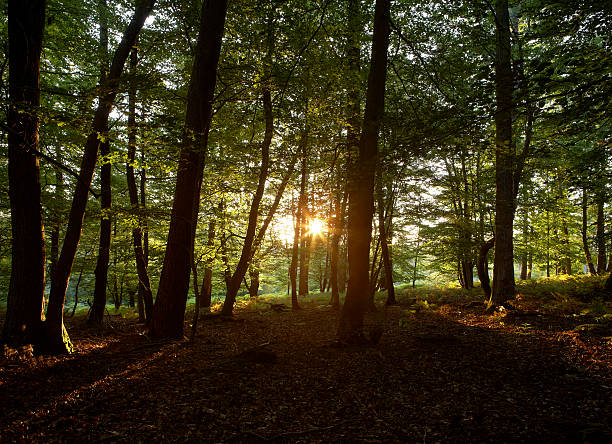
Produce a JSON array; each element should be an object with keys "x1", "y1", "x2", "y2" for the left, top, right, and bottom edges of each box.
[{"x1": 1, "y1": 300, "x2": 611, "y2": 443}]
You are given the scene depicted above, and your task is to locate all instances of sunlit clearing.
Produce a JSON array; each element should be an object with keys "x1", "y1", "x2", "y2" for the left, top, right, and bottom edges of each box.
[{"x1": 306, "y1": 218, "x2": 326, "y2": 237}]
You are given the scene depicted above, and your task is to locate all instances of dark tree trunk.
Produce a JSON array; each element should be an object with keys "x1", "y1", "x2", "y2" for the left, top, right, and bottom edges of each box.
[
  {"x1": 45, "y1": 0, "x2": 154, "y2": 354},
  {"x1": 70, "y1": 262, "x2": 85, "y2": 317},
  {"x1": 247, "y1": 266, "x2": 260, "y2": 298},
  {"x1": 3, "y1": 0, "x2": 46, "y2": 348},
  {"x1": 298, "y1": 164, "x2": 310, "y2": 297},
  {"x1": 605, "y1": 272, "x2": 612, "y2": 292},
  {"x1": 596, "y1": 195, "x2": 607, "y2": 274},
  {"x1": 338, "y1": 0, "x2": 390, "y2": 343},
  {"x1": 89, "y1": 0, "x2": 111, "y2": 327},
  {"x1": 328, "y1": 195, "x2": 343, "y2": 309},
  {"x1": 50, "y1": 146, "x2": 63, "y2": 286},
  {"x1": 125, "y1": 45, "x2": 154, "y2": 325},
  {"x1": 377, "y1": 180, "x2": 395, "y2": 305},
  {"x1": 519, "y1": 207, "x2": 528, "y2": 280},
  {"x1": 491, "y1": 0, "x2": 516, "y2": 306},
  {"x1": 200, "y1": 217, "x2": 217, "y2": 309},
  {"x1": 289, "y1": 194, "x2": 301, "y2": 310},
  {"x1": 562, "y1": 221, "x2": 572, "y2": 275},
  {"x1": 221, "y1": 84, "x2": 273, "y2": 316},
  {"x1": 89, "y1": 136, "x2": 111, "y2": 326},
  {"x1": 150, "y1": 0, "x2": 226, "y2": 338},
  {"x1": 478, "y1": 238, "x2": 495, "y2": 301},
  {"x1": 581, "y1": 188, "x2": 596, "y2": 275}
]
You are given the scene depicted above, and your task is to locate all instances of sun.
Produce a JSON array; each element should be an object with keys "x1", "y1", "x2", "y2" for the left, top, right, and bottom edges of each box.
[{"x1": 306, "y1": 218, "x2": 326, "y2": 237}]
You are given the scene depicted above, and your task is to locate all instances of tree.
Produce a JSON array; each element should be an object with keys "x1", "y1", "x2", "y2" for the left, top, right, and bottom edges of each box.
[
  {"x1": 150, "y1": 0, "x2": 228, "y2": 338},
  {"x1": 491, "y1": 0, "x2": 515, "y2": 306},
  {"x1": 338, "y1": 0, "x2": 390, "y2": 343},
  {"x1": 44, "y1": 0, "x2": 155, "y2": 353},
  {"x1": 89, "y1": 0, "x2": 112, "y2": 326},
  {"x1": 2, "y1": 0, "x2": 46, "y2": 348}
]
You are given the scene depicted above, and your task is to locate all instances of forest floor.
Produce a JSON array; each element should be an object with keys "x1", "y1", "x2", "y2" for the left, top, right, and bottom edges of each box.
[{"x1": 1, "y1": 278, "x2": 612, "y2": 443}]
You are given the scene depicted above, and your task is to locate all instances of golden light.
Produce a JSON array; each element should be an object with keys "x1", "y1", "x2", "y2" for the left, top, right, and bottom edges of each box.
[{"x1": 306, "y1": 218, "x2": 326, "y2": 237}]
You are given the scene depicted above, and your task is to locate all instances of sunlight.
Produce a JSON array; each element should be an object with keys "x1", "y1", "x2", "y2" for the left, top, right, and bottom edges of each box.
[{"x1": 306, "y1": 218, "x2": 326, "y2": 237}]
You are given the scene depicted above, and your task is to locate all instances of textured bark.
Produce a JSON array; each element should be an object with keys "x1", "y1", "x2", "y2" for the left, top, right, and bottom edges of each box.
[
  {"x1": 298, "y1": 162, "x2": 310, "y2": 297},
  {"x1": 150, "y1": 0, "x2": 226, "y2": 338},
  {"x1": 338, "y1": 0, "x2": 390, "y2": 343},
  {"x1": 45, "y1": 0, "x2": 155, "y2": 353},
  {"x1": 125, "y1": 45, "x2": 154, "y2": 325},
  {"x1": 89, "y1": 0, "x2": 111, "y2": 326},
  {"x1": 2, "y1": 0, "x2": 46, "y2": 348},
  {"x1": 491, "y1": 0, "x2": 516, "y2": 306}
]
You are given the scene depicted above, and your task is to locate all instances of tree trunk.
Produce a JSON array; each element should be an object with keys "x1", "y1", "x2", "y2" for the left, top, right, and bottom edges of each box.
[
  {"x1": 200, "y1": 217, "x2": 217, "y2": 309},
  {"x1": 221, "y1": 84, "x2": 273, "y2": 316},
  {"x1": 298, "y1": 165, "x2": 310, "y2": 297},
  {"x1": 45, "y1": 0, "x2": 155, "y2": 353},
  {"x1": 581, "y1": 188, "x2": 596, "y2": 274},
  {"x1": 478, "y1": 238, "x2": 495, "y2": 301},
  {"x1": 377, "y1": 179, "x2": 395, "y2": 305},
  {"x1": 289, "y1": 193, "x2": 301, "y2": 310},
  {"x1": 125, "y1": 44, "x2": 154, "y2": 325},
  {"x1": 150, "y1": 0, "x2": 226, "y2": 338},
  {"x1": 338, "y1": 0, "x2": 390, "y2": 343},
  {"x1": 70, "y1": 262, "x2": 85, "y2": 317},
  {"x1": 328, "y1": 194, "x2": 343, "y2": 309},
  {"x1": 2, "y1": 0, "x2": 46, "y2": 348},
  {"x1": 89, "y1": 0, "x2": 111, "y2": 327},
  {"x1": 491, "y1": 0, "x2": 515, "y2": 306},
  {"x1": 596, "y1": 195, "x2": 607, "y2": 274},
  {"x1": 50, "y1": 145, "x2": 63, "y2": 287}
]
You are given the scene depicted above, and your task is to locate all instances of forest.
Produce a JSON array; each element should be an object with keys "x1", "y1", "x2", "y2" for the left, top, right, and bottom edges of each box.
[{"x1": 1, "y1": 0, "x2": 611, "y2": 442}]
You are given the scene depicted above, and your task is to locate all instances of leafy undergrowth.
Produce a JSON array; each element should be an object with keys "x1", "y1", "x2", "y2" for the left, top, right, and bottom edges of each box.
[{"x1": 1, "y1": 280, "x2": 611, "y2": 443}]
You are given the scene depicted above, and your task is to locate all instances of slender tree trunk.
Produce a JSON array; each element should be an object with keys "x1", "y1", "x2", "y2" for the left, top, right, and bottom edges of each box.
[
  {"x1": 377, "y1": 179, "x2": 395, "y2": 305},
  {"x1": 596, "y1": 195, "x2": 607, "y2": 274},
  {"x1": 491, "y1": 0, "x2": 515, "y2": 306},
  {"x1": 562, "y1": 220, "x2": 572, "y2": 275},
  {"x1": 581, "y1": 188, "x2": 596, "y2": 274},
  {"x1": 478, "y1": 238, "x2": 495, "y2": 300},
  {"x1": 289, "y1": 193, "x2": 301, "y2": 310},
  {"x1": 45, "y1": 0, "x2": 155, "y2": 353},
  {"x1": 50, "y1": 146, "x2": 63, "y2": 286},
  {"x1": 3, "y1": 0, "x2": 46, "y2": 348},
  {"x1": 298, "y1": 166, "x2": 310, "y2": 296},
  {"x1": 150, "y1": 0, "x2": 226, "y2": 338},
  {"x1": 70, "y1": 262, "x2": 85, "y2": 317},
  {"x1": 338, "y1": 0, "x2": 390, "y2": 343},
  {"x1": 89, "y1": 0, "x2": 111, "y2": 326},
  {"x1": 329, "y1": 195, "x2": 343, "y2": 309},
  {"x1": 519, "y1": 207, "x2": 528, "y2": 280},
  {"x1": 221, "y1": 89, "x2": 273, "y2": 315},
  {"x1": 125, "y1": 45, "x2": 154, "y2": 325},
  {"x1": 200, "y1": 217, "x2": 217, "y2": 309}
]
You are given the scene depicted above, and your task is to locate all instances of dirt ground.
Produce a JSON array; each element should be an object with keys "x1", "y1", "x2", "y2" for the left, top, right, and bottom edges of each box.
[{"x1": 1, "y1": 299, "x2": 611, "y2": 443}]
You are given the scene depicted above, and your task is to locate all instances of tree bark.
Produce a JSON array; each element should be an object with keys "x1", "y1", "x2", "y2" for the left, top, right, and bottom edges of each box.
[
  {"x1": 2, "y1": 0, "x2": 46, "y2": 348},
  {"x1": 595, "y1": 195, "x2": 607, "y2": 274},
  {"x1": 491, "y1": 0, "x2": 516, "y2": 306},
  {"x1": 125, "y1": 44, "x2": 154, "y2": 325},
  {"x1": 221, "y1": 88, "x2": 273, "y2": 316},
  {"x1": 581, "y1": 188, "x2": 596, "y2": 275},
  {"x1": 338, "y1": 0, "x2": 390, "y2": 343},
  {"x1": 45, "y1": 0, "x2": 155, "y2": 353},
  {"x1": 289, "y1": 192, "x2": 301, "y2": 310},
  {"x1": 89, "y1": 0, "x2": 111, "y2": 327},
  {"x1": 478, "y1": 238, "x2": 495, "y2": 301},
  {"x1": 150, "y1": 0, "x2": 227, "y2": 338},
  {"x1": 200, "y1": 217, "x2": 217, "y2": 309}
]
